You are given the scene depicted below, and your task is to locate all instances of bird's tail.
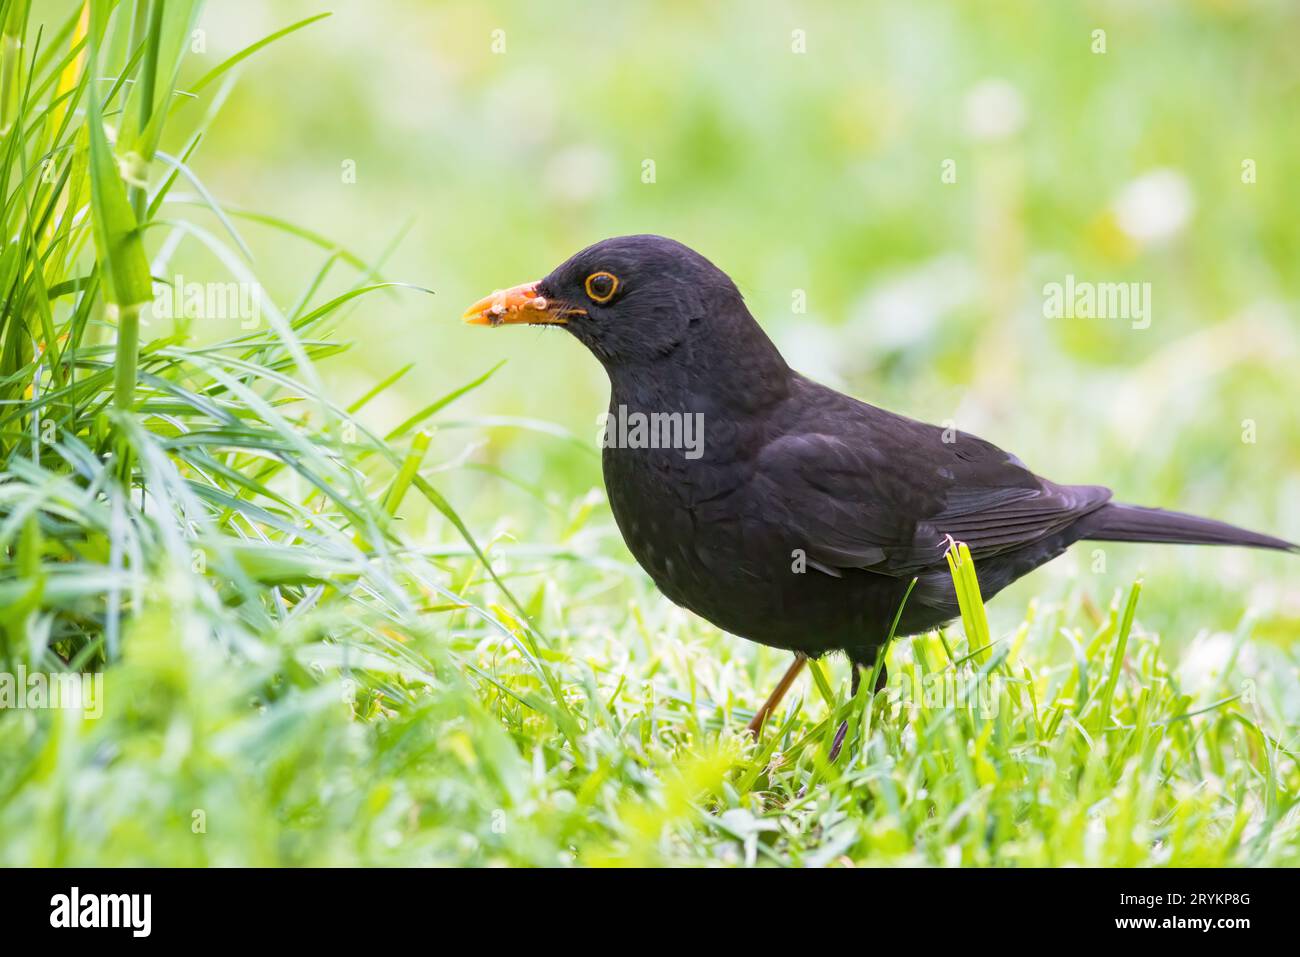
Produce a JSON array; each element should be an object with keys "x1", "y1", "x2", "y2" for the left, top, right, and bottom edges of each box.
[{"x1": 1079, "y1": 502, "x2": 1298, "y2": 553}]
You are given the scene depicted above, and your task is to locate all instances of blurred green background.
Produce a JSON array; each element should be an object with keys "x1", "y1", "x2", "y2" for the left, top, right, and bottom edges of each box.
[
  {"x1": 9, "y1": 0, "x2": 1299, "y2": 868},
  {"x1": 169, "y1": 0, "x2": 1300, "y2": 643}
]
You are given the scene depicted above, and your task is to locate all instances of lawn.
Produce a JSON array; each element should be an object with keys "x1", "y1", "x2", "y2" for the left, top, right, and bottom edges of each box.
[{"x1": 0, "y1": 0, "x2": 1297, "y2": 866}]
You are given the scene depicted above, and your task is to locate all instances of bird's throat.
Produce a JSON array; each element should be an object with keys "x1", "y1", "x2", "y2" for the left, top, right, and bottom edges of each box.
[{"x1": 604, "y1": 312, "x2": 793, "y2": 421}]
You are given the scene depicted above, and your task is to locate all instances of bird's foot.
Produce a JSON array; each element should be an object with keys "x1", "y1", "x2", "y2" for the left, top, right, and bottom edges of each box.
[
  {"x1": 828, "y1": 719, "x2": 849, "y2": 762},
  {"x1": 830, "y1": 659, "x2": 886, "y2": 761}
]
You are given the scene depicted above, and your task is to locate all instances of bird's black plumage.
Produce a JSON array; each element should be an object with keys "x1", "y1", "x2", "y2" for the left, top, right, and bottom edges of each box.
[{"x1": 466, "y1": 234, "x2": 1296, "y2": 672}]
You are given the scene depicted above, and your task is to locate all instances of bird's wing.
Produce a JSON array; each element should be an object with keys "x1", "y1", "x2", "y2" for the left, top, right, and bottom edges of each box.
[{"x1": 749, "y1": 405, "x2": 1111, "y2": 577}]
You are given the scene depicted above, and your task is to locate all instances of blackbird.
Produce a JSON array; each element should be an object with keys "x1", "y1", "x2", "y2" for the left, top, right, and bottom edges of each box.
[{"x1": 464, "y1": 234, "x2": 1296, "y2": 734}]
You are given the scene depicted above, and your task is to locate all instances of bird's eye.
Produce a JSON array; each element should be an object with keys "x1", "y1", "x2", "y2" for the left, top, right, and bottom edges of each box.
[{"x1": 584, "y1": 271, "x2": 619, "y2": 303}]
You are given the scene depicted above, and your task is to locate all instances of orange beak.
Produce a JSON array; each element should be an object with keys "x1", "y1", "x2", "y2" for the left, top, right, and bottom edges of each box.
[{"x1": 461, "y1": 280, "x2": 570, "y2": 326}]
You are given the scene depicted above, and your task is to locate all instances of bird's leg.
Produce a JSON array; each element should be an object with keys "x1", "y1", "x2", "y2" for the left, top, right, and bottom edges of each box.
[
  {"x1": 829, "y1": 658, "x2": 888, "y2": 762},
  {"x1": 746, "y1": 653, "x2": 807, "y2": 737}
]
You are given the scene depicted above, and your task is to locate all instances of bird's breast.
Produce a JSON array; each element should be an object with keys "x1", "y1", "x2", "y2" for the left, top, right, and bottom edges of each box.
[
  {"x1": 600, "y1": 442, "x2": 893, "y2": 655},
  {"x1": 603, "y1": 444, "x2": 732, "y2": 585}
]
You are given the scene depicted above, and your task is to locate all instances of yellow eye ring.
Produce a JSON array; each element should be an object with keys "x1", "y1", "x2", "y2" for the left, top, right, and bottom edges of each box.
[{"x1": 585, "y1": 271, "x2": 619, "y2": 303}]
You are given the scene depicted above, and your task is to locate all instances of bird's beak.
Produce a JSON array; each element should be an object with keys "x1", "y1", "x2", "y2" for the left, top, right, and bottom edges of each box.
[{"x1": 461, "y1": 280, "x2": 567, "y2": 326}]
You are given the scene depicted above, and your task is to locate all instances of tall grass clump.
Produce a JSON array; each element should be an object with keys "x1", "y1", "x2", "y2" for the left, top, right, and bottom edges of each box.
[{"x1": 0, "y1": 0, "x2": 569, "y2": 864}]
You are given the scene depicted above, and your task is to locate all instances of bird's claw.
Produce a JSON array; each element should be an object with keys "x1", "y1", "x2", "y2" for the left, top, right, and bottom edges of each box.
[{"x1": 828, "y1": 718, "x2": 849, "y2": 762}]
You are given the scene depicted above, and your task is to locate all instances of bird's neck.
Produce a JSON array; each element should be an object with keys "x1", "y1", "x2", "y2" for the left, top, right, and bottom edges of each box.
[{"x1": 605, "y1": 311, "x2": 793, "y2": 418}]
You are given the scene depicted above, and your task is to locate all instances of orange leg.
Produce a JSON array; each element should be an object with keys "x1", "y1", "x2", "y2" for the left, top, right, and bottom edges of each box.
[{"x1": 745, "y1": 653, "x2": 808, "y2": 736}]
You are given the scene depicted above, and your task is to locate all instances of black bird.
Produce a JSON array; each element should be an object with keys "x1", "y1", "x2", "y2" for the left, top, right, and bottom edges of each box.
[{"x1": 464, "y1": 235, "x2": 1296, "y2": 735}]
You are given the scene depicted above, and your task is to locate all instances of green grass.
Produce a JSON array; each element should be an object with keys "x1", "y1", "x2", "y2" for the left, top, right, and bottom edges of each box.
[{"x1": 0, "y1": 0, "x2": 1297, "y2": 866}]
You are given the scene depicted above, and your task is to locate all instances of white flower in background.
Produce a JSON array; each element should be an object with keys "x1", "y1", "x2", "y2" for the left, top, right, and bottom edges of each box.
[
  {"x1": 775, "y1": 321, "x2": 844, "y2": 388},
  {"x1": 543, "y1": 144, "x2": 613, "y2": 204},
  {"x1": 484, "y1": 71, "x2": 556, "y2": 150},
  {"x1": 1179, "y1": 631, "x2": 1256, "y2": 692},
  {"x1": 964, "y1": 79, "x2": 1025, "y2": 141},
  {"x1": 1113, "y1": 169, "x2": 1194, "y2": 244},
  {"x1": 849, "y1": 255, "x2": 976, "y2": 351}
]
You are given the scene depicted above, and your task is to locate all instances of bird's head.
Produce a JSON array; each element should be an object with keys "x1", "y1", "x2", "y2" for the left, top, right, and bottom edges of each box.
[{"x1": 462, "y1": 234, "x2": 754, "y2": 368}]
